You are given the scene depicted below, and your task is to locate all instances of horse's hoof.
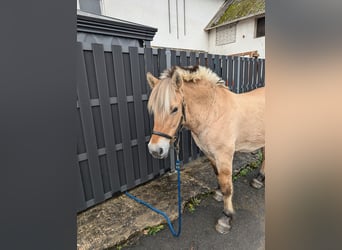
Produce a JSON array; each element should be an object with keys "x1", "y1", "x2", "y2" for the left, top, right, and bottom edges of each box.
[
  {"x1": 215, "y1": 215, "x2": 232, "y2": 234},
  {"x1": 250, "y1": 173, "x2": 265, "y2": 189},
  {"x1": 213, "y1": 190, "x2": 223, "y2": 202},
  {"x1": 166, "y1": 171, "x2": 178, "y2": 182},
  {"x1": 250, "y1": 178, "x2": 264, "y2": 189}
]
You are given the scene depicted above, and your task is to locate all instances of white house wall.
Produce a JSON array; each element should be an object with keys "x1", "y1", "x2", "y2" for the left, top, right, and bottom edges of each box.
[
  {"x1": 102, "y1": 0, "x2": 224, "y2": 51},
  {"x1": 208, "y1": 18, "x2": 265, "y2": 58}
]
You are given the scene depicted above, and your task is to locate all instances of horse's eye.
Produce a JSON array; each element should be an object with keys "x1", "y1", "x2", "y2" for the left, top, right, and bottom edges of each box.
[{"x1": 171, "y1": 107, "x2": 178, "y2": 114}]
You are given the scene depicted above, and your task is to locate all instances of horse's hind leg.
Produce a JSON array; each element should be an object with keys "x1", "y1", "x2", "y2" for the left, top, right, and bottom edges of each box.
[
  {"x1": 215, "y1": 152, "x2": 235, "y2": 234},
  {"x1": 251, "y1": 147, "x2": 265, "y2": 189}
]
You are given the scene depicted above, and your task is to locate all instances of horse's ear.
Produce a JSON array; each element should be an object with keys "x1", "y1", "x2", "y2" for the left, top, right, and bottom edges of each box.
[
  {"x1": 172, "y1": 71, "x2": 183, "y2": 89},
  {"x1": 146, "y1": 72, "x2": 159, "y2": 89}
]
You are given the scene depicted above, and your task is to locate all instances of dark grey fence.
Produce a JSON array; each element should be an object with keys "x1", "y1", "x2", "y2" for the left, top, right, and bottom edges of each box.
[{"x1": 76, "y1": 43, "x2": 265, "y2": 212}]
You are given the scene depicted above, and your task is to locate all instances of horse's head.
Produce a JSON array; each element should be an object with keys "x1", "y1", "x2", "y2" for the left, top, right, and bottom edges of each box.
[{"x1": 146, "y1": 70, "x2": 185, "y2": 159}]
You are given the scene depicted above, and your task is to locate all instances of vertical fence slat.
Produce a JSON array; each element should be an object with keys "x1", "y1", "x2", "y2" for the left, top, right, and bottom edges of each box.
[
  {"x1": 160, "y1": 50, "x2": 175, "y2": 174},
  {"x1": 76, "y1": 159, "x2": 87, "y2": 211},
  {"x1": 253, "y1": 58, "x2": 258, "y2": 89},
  {"x1": 214, "y1": 55, "x2": 220, "y2": 76},
  {"x1": 112, "y1": 45, "x2": 135, "y2": 190},
  {"x1": 189, "y1": 52, "x2": 196, "y2": 65},
  {"x1": 144, "y1": 47, "x2": 154, "y2": 74},
  {"x1": 241, "y1": 58, "x2": 245, "y2": 92},
  {"x1": 92, "y1": 43, "x2": 121, "y2": 193},
  {"x1": 144, "y1": 47, "x2": 160, "y2": 176},
  {"x1": 144, "y1": 47, "x2": 153, "y2": 98},
  {"x1": 239, "y1": 57, "x2": 244, "y2": 93},
  {"x1": 76, "y1": 42, "x2": 105, "y2": 203},
  {"x1": 158, "y1": 48, "x2": 167, "y2": 71},
  {"x1": 171, "y1": 50, "x2": 177, "y2": 66},
  {"x1": 207, "y1": 53, "x2": 213, "y2": 69},
  {"x1": 152, "y1": 51, "x2": 159, "y2": 77},
  {"x1": 232, "y1": 57, "x2": 239, "y2": 93},
  {"x1": 160, "y1": 49, "x2": 174, "y2": 173},
  {"x1": 180, "y1": 51, "x2": 187, "y2": 66},
  {"x1": 199, "y1": 53, "x2": 205, "y2": 66},
  {"x1": 227, "y1": 56, "x2": 233, "y2": 89},
  {"x1": 129, "y1": 46, "x2": 149, "y2": 183},
  {"x1": 165, "y1": 49, "x2": 176, "y2": 172},
  {"x1": 180, "y1": 51, "x2": 190, "y2": 163},
  {"x1": 182, "y1": 131, "x2": 190, "y2": 164},
  {"x1": 221, "y1": 55, "x2": 227, "y2": 85},
  {"x1": 256, "y1": 58, "x2": 262, "y2": 87},
  {"x1": 243, "y1": 58, "x2": 249, "y2": 92},
  {"x1": 248, "y1": 58, "x2": 253, "y2": 90}
]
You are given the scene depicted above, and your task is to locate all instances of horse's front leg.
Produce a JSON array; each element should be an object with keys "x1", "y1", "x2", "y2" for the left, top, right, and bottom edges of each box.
[
  {"x1": 215, "y1": 152, "x2": 235, "y2": 234},
  {"x1": 207, "y1": 157, "x2": 224, "y2": 202},
  {"x1": 251, "y1": 147, "x2": 265, "y2": 189}
]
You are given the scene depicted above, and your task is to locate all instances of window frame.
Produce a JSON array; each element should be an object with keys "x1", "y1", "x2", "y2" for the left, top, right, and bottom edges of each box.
[
  {"x1": 216, "y1": 23, "x2": 237, "y2": 46},
  {"x1": 255, "y1": 16, "x2": 265, "y2": 38}
]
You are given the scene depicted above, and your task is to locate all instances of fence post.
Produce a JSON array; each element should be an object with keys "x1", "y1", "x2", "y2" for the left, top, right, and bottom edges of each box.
[
  {"x1": 165, "y1": 49, "x2": 176, "y2": 173},
  {"x1": 236, "y1": 57, "x2": 241, "y2": 94}
]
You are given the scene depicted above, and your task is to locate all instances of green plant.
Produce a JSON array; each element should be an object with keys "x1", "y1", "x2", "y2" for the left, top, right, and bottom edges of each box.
[
  {"x1": 233, "y1": 150, "x2": 264, "y2": 181},
  {"x1": 214, "y1": 0, "x2": 265, "y2": 27},
  {"x1": 144, "y1": 224, "x2": 164, "y2": 236},
  {"x1": 188, "y1": 203, "x2": 196, "y2": 213},
  {"x1": 239, "y1": 168, "x2": 249, "y2": 176},
  {"x1": 187, "y1": 197, "x2": 201, "y2": 213}
]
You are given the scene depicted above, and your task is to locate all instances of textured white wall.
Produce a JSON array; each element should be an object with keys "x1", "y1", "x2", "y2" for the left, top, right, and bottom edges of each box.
[
  {"x1": 79, "y1": 0, "x2": 265, "y2": 57},
  {"x1": 102, "y1": 0, "x2": 224, "y2": 51},
  {"x1": 208, "y1": 18, "x2": 265, "y2": 58}
]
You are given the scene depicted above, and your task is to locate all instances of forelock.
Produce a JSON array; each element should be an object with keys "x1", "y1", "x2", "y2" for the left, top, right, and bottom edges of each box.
[{"x1": 147, "y1": 78, "x2": 176, "y2": 118}]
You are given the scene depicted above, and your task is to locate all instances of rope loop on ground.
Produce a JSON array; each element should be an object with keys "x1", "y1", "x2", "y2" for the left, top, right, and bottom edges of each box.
[{"x1": 125, "y1": 160, "x2": 182, "y2": 237}]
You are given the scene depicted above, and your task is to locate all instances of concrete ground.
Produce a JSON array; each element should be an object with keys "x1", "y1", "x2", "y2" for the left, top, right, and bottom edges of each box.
[{"x1": 77, "y1": 151, "x2": 264, "y2": 250}]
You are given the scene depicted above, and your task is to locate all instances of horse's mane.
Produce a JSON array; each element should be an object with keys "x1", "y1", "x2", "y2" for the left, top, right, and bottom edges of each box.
[
  {"x1": 148, "y1": 65, "x2": 226, "y2": 117},
  {"x1": 160, "y1": 65, "x2": 222, "y2": 85}
]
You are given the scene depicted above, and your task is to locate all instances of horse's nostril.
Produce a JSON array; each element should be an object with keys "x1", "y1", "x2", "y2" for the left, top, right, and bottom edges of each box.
[{"x1": 159, "y1": 148, "x2": 163, "y2": 155}]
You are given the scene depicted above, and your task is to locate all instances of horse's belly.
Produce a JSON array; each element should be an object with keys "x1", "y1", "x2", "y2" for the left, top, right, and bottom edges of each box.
[
  {"x1": 235, "y1": 135, "x2": 264, "y2": 152},
  {"x1": 235, "y1": 142, "x2": 264, "y2": 152}
]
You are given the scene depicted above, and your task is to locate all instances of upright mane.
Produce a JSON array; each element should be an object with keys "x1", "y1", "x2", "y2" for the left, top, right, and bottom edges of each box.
[
  {"x1": 148, "y1": 65, "x2": 225, "y2": 118},
  {"x1": 160, "y1": 65, "x2": 222, "y2": 85}
]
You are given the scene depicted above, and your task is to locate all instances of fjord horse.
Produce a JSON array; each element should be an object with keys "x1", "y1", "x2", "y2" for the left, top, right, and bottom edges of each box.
[{"x1": 146, "y1": 65, "x2": 265, "y2": 234}]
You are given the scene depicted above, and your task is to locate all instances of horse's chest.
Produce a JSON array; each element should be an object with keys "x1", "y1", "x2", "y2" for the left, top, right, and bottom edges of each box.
[
  {"x1": 191, "y1": 132, "x2": 206, "y2": 151},
  {"x1": 191, "y1": 132, "x2": 216, "y2": 158}
]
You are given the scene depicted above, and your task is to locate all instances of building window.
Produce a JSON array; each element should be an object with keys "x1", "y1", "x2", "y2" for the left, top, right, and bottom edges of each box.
[
  {"x1": 216, "y1": 24, "x2": 236, "y2": 45},
  {"x1": 256, "y1": 16, "x2": 265, "y2": 37}
]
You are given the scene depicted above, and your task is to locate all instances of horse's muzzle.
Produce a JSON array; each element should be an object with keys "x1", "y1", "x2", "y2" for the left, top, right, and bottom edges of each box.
[
  {"x1": 151, "y1": 147, "x2": 164, "y2": 159},
  {"x1": 148, "y1": 139, "x2": 170, "y2": 159}
]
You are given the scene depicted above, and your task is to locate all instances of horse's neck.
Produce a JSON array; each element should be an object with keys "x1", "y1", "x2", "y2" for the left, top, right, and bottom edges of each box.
[{"x1": 182, "y1": 83, "x2": 218, "y2": 134}]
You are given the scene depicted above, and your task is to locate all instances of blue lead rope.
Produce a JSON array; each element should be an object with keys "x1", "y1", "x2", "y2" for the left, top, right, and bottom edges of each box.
[{"x1": 125, "y1": 159, "x2": 182, "y2": 237}]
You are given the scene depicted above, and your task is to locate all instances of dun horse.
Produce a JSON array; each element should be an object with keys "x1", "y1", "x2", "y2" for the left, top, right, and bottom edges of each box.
[{"x1": 146, "y1": 65, "x2": 265, "y2": 234}]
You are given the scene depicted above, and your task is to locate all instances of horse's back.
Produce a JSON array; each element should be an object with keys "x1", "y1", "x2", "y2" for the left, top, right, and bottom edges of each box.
[{"x1": 240, "y1": 86, "x2": 265, "y2": 98}]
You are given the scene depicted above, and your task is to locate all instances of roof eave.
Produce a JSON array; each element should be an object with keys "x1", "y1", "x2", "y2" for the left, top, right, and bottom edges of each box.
[
  {"x1": 205, "y1": 11, "x2": 265, "y2": 31},
  {"x1": 204, "y1": 0, "x2": 232, "y2": 31}
]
